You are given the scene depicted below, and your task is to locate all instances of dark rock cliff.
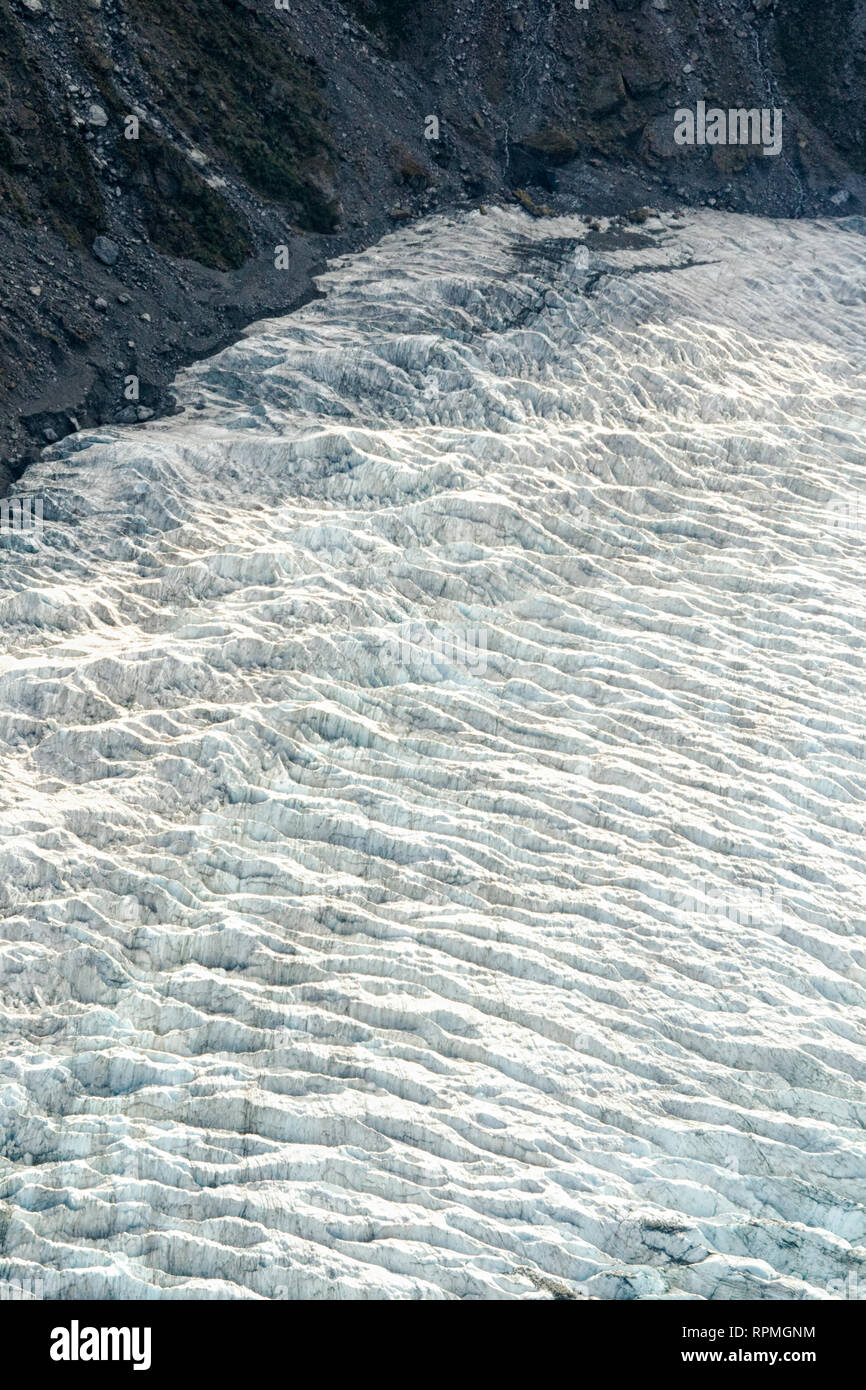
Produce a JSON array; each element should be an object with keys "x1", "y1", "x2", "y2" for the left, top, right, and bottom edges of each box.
[{"x1": 1, "y1": 0, "x2": 864, "y2": 488}]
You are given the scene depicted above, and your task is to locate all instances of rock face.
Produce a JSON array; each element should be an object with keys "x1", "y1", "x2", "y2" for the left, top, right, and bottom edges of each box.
[
  {"x1": 0, "y1": 0, "x2": 865, "y2": 486},
  {"x1": 2, "y1": 207, "x2": 866, "y2": 1299}
]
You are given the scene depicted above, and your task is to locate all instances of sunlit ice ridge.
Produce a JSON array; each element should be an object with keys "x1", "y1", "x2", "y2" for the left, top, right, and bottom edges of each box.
[{"x1": 1, "y1": 207, "x2": 866, "y2": 1300}]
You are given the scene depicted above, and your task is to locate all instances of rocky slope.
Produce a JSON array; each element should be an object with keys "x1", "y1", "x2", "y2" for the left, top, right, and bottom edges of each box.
[{"x1": 1, "y1": 0, "x2": 864, "y2": 488}]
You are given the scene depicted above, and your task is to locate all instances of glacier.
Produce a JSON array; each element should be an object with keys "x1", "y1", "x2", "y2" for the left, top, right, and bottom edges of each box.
[{"x1": 1, "y1": 207, "x2": 865, "y2": 1300}]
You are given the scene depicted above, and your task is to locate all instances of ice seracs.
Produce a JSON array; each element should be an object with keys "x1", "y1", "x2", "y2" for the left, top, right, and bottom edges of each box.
[{"x1": 1, "y1": 207, "x2": 865, "y2": 1300}]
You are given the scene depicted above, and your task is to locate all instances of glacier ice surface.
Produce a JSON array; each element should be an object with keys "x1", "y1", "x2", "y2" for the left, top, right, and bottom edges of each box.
[{"x1": 1, "y1": 208, "x2": 866, "y2": 1299}]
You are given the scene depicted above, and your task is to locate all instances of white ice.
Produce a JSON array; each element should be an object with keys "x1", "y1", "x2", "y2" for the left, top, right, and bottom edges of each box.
[{"x1": 1, "y1": 208, "x2": 865, "y2": 1300}]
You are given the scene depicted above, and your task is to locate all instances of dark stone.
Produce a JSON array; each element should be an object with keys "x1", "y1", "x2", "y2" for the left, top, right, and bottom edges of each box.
[{"x1": 92, "y1": 235, "x2": 119, "y2": 266}]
